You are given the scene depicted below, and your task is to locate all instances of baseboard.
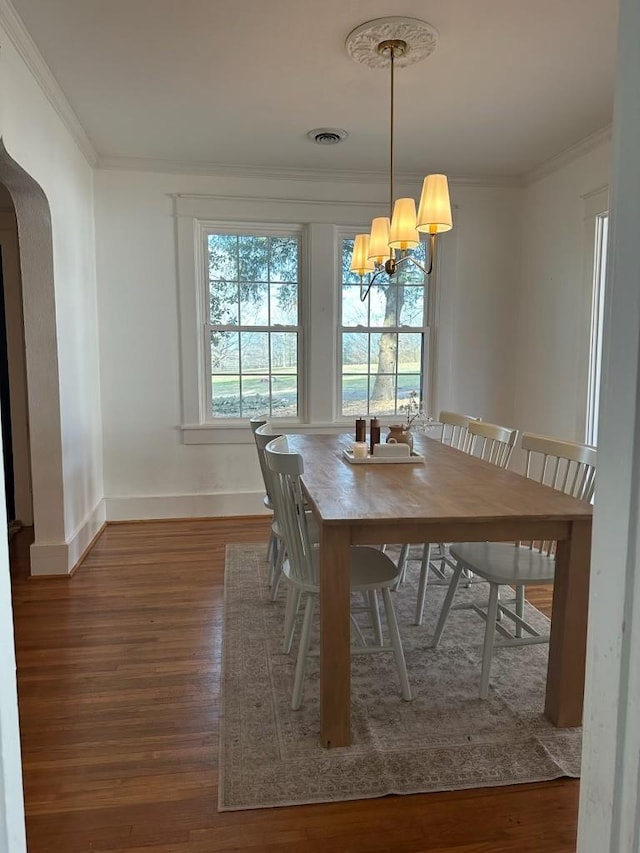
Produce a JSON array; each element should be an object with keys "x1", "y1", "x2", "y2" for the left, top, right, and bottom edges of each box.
[
  {"x1": 28, "y1": 494, "x2": 269, "y2": 575},
  {"x1": 104, "y1": 491, "x2": 270, "y2": 521},
  {"x1": 30, "y1": 499, "x2": 107, "y2": 576}
]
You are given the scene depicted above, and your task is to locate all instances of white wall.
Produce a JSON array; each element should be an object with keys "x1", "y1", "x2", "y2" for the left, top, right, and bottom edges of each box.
[
  {"x1": 0, "y1": 6, "x2": 104, "y2": 572},
  {"x1": 435, "y1": 184, "x2": 522, "y2": 426},
  {"x1": 514, "y1": 139, "x2": 612, "y2": 442},
  {"x1": 94, "y1": 168, "x2": 521, "y2": 519}
]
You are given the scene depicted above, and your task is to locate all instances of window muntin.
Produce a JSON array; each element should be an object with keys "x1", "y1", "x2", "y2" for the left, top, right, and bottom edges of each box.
[
  {"x1": 340, "y1": 237, "x2": 428, "y2": 417},
  {"x1": 206, "y1": 231, "x2": 301, "y2": 419}
]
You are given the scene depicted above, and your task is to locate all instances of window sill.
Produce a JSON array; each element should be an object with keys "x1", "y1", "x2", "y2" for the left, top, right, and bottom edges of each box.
[{"x1": 181, "y1": 422, "x2": 352, "y2": 445}]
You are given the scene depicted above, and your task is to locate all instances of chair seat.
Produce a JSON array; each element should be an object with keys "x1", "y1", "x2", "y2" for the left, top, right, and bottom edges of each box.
[
  {"x1": 349, "y1": 546, "x2": 401, "y2": 589},
  {"x1": 449, "y1": 542, "x2": 555, "y2": 585},
  {"x1": 284, "y1": 546, "x2": 399, "y2": 593}
]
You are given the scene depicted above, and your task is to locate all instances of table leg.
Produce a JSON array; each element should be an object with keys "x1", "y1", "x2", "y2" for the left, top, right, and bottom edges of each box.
[
  {"x1": 319, "y1": 524, "x2": 352, "y2": 747},
  {"x1": 545, "y1": 518, "x2": 593, "y2": 727}
]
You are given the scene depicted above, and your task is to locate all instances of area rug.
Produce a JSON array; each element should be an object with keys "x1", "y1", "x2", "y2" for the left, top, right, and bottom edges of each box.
[{"x1": 219, "y1": 543, "x2": 581, "y2": 811}]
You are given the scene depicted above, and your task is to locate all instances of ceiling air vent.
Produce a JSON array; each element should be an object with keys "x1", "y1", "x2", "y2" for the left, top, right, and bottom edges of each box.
[{"x1": 307, "y1": 128, "x2": 349, "y2": 145}]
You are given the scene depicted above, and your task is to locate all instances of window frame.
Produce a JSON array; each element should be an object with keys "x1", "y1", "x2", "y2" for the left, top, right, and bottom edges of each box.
[
  {"x1": 586, "y1": 211, "x2": 609, "y2": 446},
  {"x1": 336, "y1": 227, "x2": 433, "y2": 422},
  {"x1": 202, "y1": 223, "x2": 305, "y2": 424},
  {"x1": 579, "y1": 186, "x2": 609, "y2": 445}
]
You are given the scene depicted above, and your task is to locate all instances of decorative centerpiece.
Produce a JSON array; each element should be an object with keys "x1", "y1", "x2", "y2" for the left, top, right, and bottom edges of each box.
[{"x1": 387, "y1": 391, "x2": 433, "y2": 452}]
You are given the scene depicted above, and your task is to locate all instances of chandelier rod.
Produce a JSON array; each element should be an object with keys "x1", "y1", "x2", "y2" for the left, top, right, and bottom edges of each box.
[{"x1": 389, "y1": 44, "x2": 395, "y2": 221}]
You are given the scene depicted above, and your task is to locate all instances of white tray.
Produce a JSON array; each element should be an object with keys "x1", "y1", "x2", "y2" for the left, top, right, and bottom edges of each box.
[{"x1": 342, "y1": 449, "x2": 425, "y2": 465}]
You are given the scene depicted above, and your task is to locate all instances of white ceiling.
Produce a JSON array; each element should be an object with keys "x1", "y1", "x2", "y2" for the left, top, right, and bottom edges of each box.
[{"x1": 10, "y1": 0, "x2": 619, "y2": 178}]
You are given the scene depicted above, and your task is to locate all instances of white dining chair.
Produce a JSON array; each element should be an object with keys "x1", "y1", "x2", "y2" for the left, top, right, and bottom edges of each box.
[
  {"x1": 265, "y1": 435, "x2": 412, "y2": 710},
  {"x1": 396, "y1": 411, "x2": 479, "y2": 595},
  {"x1": 439, "y1": 410, "x2": 478, "y2": 452},
  {"x1": 250, "y1": 416, "x2": 276, "y2": 566},
  {"x1": 253, "y1": 422, "x2": 286, "y2": 598},
  {"x1": 466, "y1": 419, "x2": 519, "y2": 468},
  {"x1": 414, "y1": 419, "x2": 519, "y2": 625},
  {"x1": 430, "y1": 432, "x2": 597, "y2": 699}
]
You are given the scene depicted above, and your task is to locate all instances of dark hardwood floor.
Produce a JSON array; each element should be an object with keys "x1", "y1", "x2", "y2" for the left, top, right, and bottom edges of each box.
[{"x1": 9, "y1": 519, "x2": 578, "y2": 852}]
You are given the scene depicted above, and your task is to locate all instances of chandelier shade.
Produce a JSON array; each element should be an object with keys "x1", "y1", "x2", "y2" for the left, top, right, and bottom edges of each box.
[
  {"x1": 416, "y1": 174, "x2": 453, "y2": 234},
  {"x1": 351, "y1": 234, "x2": 375, "y2": 276},
  {"x1": 367, "y1": 217, "x2": 392, "y2": 264},
  {"x1": 389, "y1": 198, "x2": 420, "y2": 250}
]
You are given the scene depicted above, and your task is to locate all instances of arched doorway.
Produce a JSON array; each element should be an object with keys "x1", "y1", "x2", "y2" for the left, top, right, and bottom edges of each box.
[
  {"x1": 0, "y1": 181, "x2": 32, "y2": 537},
  {"x1": 0, "y1": 140, "x2": 66, "y2": 574}
]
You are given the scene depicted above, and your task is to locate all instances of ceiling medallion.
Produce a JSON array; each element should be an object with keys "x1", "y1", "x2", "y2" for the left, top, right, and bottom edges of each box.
[{"x1": 345, "y1": 16, "x2": 439, "y2": 69}]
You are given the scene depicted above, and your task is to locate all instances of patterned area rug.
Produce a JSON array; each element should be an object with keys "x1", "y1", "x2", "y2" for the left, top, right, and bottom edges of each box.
[{"x1": 219, "y1": 543, "x2": 581, "y2": 811}]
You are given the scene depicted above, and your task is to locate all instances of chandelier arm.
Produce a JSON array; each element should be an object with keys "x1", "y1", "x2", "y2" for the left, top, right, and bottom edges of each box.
[
  {"x1": 393, "y1": 235, "x2": 437, "y2": 275},
  {"x1": 360, "y1": 235, "x2": 437, "y2": 301},
  {"x1": 359, "y1": 268, "x2": 387, "y2": 302}
]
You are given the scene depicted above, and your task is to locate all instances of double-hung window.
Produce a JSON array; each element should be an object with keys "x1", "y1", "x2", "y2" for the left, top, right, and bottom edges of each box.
[
  {"x1": 204, "y1": 226, "x2": 302, "y2": 420},
  {"x1": 339, "y1": 236, "x2": 429, "y2": 417}
]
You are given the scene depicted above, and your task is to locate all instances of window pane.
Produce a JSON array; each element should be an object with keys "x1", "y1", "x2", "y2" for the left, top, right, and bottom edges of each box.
[
  {"x1": 240, "y1": 331, "x2": 269, "y2": 373},
  {"x1": 271, "y1": 332, "x2": 297, "y2": 373},
  {"x1": 241, "y1": 376, "x2": 271, "y2": 416},
  {"x1": 342, "y1": 332, "x2": 368, "y2": 369},
  {"x1": 208, "y1": 234, "x2": 238, "y2": 281},
  {"x1": 238, "y1": 235, "x2": 268, "y2": 281},
  {"x1": 370, "y1": 332, "x2": 398, "y2": 374},
  {"x1": 212, "y1": 375, "x2": 240, "y2": 418},
  {"x1": 369, "y1": 284, "x2": 394, "y2": 326},
  {"x1": 398, "y1": 285, "x2": 425, "y2": 326},
  {"x1": 270, "y1": 283, "x2": 298, "y2": 325},
  {"x1": 210, "y1": 280, "x2": 239, "y2": 325},
  {"x1": 369, "y1": 371, "x2": 396, "y2": 417},
  {"x1": 397, "y1": 334, "x2": 422, "y2": 373},
  {"x1": 211, "y1": 331, "x2": 239, "y2": 373},
  {"x1": 397, "y1": 375, "x2": 422, "y2": 409},
  {"x1": 341, "y1": 285, "x2": 368, "y2": 327},
  {"x1": 269, "y1": 237, "x2": 298, "y2": 283},
  {"x1": 342, "y1": 374, "x2": 368, "y2": 416},
  {"x1": 271, "y1": 375, "x2": 298, "y2": 417},
  {"x1": 239, "y1": 282, "x2": 268, "y2": 325}
]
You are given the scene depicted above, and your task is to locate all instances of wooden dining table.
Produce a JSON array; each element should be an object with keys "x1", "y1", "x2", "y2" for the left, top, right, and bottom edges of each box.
[{"x1": 287, "y1": 431, "x2": 593, "y2": 749}]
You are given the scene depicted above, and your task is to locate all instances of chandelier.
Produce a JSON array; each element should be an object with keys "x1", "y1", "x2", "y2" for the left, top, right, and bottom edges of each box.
[{"x1": 346, "y1": 18, "x2": 453, "y2": 300}]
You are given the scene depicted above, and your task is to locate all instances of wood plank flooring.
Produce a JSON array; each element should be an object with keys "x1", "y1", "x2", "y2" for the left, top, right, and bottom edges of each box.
[{"x1": 9, "y1": 519, "x2": 578, "y2": 852}]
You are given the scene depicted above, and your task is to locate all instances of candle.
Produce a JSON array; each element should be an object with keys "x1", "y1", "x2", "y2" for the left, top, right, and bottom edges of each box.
[{"x1": 352, "y1": 441, "x2": 368, "y2": 458}]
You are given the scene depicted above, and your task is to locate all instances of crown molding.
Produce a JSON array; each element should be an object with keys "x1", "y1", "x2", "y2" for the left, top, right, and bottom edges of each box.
[
  {"x1": 522, "y1": 125, "x2": 612, "y2": 186},
  {"x1": 0, "y1": 0, "x2": 97, "y2": 166},
  {"x1": 96, "y1": 155, "x2": 521, "y2": 189}
]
